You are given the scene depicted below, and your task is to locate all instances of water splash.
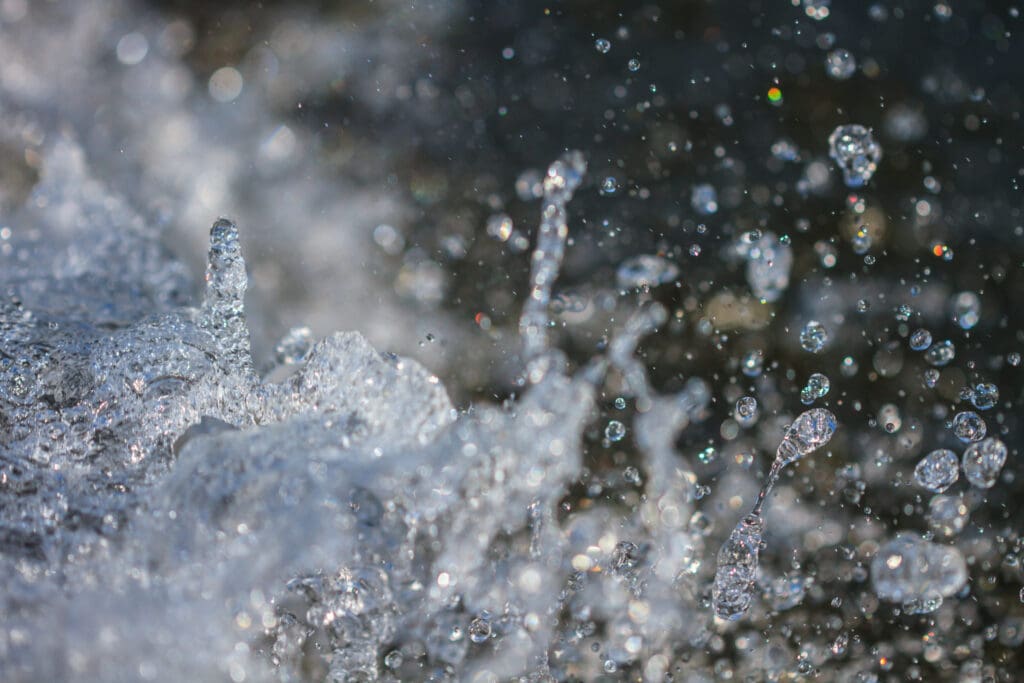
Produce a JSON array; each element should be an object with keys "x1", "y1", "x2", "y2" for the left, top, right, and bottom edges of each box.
[{"x1": 713, "y1": 408, "x2": 837, "y2": 620}]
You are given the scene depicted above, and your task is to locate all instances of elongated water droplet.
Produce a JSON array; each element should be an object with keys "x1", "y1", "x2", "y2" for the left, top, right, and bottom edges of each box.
[{"x1": 712, "y1": 513, "x2": 764, "y2": 620}]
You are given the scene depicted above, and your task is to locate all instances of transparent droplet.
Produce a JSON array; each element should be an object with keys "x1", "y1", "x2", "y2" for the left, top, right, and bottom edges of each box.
[
  {"x1": 825, "y1": 48, "x2": 856, "y2": 80},
  {"x1": 951, "y1": 411, "x2": 986, "y2": 443},
  {"x1": 828, "y1": 124, "x2": 882, "y2": 188},
  {"x1": 928, "y1": 494, "x2": 970, "y2": 537},
  {"x1": 800, "y1": 372, "x2": 831, "y2": 405},
  {"x1": 627, "y1": 58, "x2": 640, "y2": 72},
  {"x1": 712, "y1": 514, "x2": 764, "y2": 620},
  {"x1": 775, "y1": 408, "x2": 837, "y2": 466},
  {"x1": 800, "y1": 320, "x2": 829, "y2": 353},
  {"x1": 971, "y1": 383, "x2": 999, "y2": 411},
  {"x1": 595, "y1": 38, "x2": 611, "y2": 53},
  {"x1": 872, "y1": 534, "x2": 967, "y2": 604},
  {"x1": 274, "y1": 326, "x2": 314, "y2": 365},
  {"x1": 913, "y1": 449, "x2": 959, "y2": 493},
  {"x1": 605, "y1": 419, "x2": 626, "y2": 442},
  {"x1": 698, "y1": 446, "x2": 717, "y2": 464},
  {"x1": 924, "y1": 340, "x2": 956, "y2": 367},
  {"x1": 616, "y1": 254, "x2": 680, "y2": 289},
  {"x1": 952, "y1": 291, "x2": 981, "y2": 330},
  {"x1": 962, "y1": 437, "x2": 1007, "y2": 489},
  {"x1": 468, "y1": 616, "x2": 491, "y2": 644},
  {"x1": 741, "y1": 350, "x2": 765, "y2": 377},
  {"x1": 735, "y1": 396, "x2": 758, "y2": 425},
  {"x1": 691, "y1": 183, "x2": 718, "y2": 215},
  {"x1": 486, "y1": 213, "x2": 514, "y2": 242},
  {"x1": 909, "y1": 329, "x2": 933, "y2": 351}
]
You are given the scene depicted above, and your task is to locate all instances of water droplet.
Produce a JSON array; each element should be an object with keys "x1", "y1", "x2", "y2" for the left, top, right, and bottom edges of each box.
[
  {"x1": 691, "y1": 183, "x2": 718, "y2": 215},
  {"x1": 924, "y1": 340, "x2": 956, "y2": 367},
  {"x1": 800, "y1": 321, "x2": 829, "y2": 353},
  {"x1": 616, "y1": 254, "x2": 680, "y2": 289},
  {"x1": 740, "y1": 232, "x2": 793, "y2": 303},
  {"x1": 627, "y1": 58, "x2": 640, "y2": 72},
  {"x1": 800, "y1": 372, "x2": 831, "y2": 405},
  {"x1": 952, "y1": 291, "x2": 981, "y2": 330},
  {"x1": 872, "y1": 534, "x2": 967, "y2": 604},
  {"x1": 698, "y1": 446, "x2": 717, "y2": 464},
  {"x1": 913, "y1": 449, "x2": 959, "y2": 493},
  {"x1": 951, "y1": 411, "x2": 986, "y2": 443},
  {"x1": 971, "y1": 383, "x2": 999, "y2": 410},
  {"x1": 595, "y1": 38, "x2": 611, "y2": 53},
  {"x1": 468, "y1": 616, "x2": 491, "y2": 644},
  {"x1": 735, "y1": 396, "x2": 758, "y2": 425},
  {"x1": 962, "y1": 437, "x2": 1007, "y2": 488},
  {"x1": 605, "y1": 419, "x2": 626, "y2": 442},
  {"x1": 775, "y1": 408, "x2": 837, "y2": 467},
  {"x1": 275, "y1": 326, "x2": 314, "y2": 365},
  {"x1": 828, "y1": 124, "x2": 882, "y2": 188},
  {"x1": 909, "y1": 329, "x2": 933, "y2": 351},
  {"x1": 712, "y1": 514, "x2": 764, "y2": 620},
  {"x1": 486, "y1": 213, "x2": 514, "y2": 242},
  {"x1": 825, "y1": 48, "x2": 856, "y2": 79},
  {"x1": 928, "y1": 494, "x2": 970, "y2": 537}
]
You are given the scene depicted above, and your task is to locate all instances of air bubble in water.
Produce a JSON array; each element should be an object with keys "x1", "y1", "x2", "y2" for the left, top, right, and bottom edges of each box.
[
  {"x1": 825, "y1": 49, "x2": 856, "y2": 79},
  {"x1": 605, "y1": 419, "x2": 627, "y2": 442},
  {"x1": 800, "y1": 373, "x2": 831, "y2": 405},
  {"x1": 909, "y1": 329, "x2": 933, "y2": 351},
  {"x1": 951, "y1": 411, "x2": 986, "y2": 443},
  {"x1": 828, "y1": 124, "x2": 882, "y2": 188},
  {"x1": 800, "y1": 321, "x2": 829, "y2": 353},
  {"x1": 913, "y1": 449, "x2": 959, "y2": 493},
  {"x1": 962, "y1": 437, "x2": 1007, "y2": 489}
]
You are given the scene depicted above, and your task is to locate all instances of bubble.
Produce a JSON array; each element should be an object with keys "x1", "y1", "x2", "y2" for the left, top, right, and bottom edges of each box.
[
  {"x1": 952, "y1": 291, "x2": 981, "y2": 330},
  {"x1": 962, "y1": 437, "x2": 1007, "y2": 489},
  {"x1": 209, "y1": 66, "x2": 244, "y2": 103},
  {"x1": 909, "y1": 329, "x2": 933, "y2": 351},
  {"x1": 828, "y1": 124, "x2": 882, "y2": 188},
  {"x1": 913, "y1": 449, "x2": 959, "y2": 493},
  {"x1": 627, "y1": 58, "x2": 640, "y2": 72},
  {"x1": 735, "y1": 396, "x2": 758, "y2": 425},
  {"x1": 800, "y1": 320, "x2": 829, "y2": 353},
  {"x1": 600, "y1": 176, "x2": 618, "y2": 195},
  {"x1": 691, "y1": 183, "x2": 718, "y2": 215},
  {"x1": 825, "y1": 49, "x2": 856, "y2": 79},
  {"x1": 605, "y1": 419, "x2": 626, "y2": 442},
  {"x1": 595, "y1": 38, "x2": 611, "y2": 53},
  {"x1": 800, "y1": 373, "x2": 830, "y2": 405},
  {"x1": 924, "y1": 340, "x2": 956, "y2": 367},
  {"x1": 971, "y1": 383, "x2": 999, "y2": 410},
  {"x1": 951, "y1": 411, "x2": 986, "y2": 443}
]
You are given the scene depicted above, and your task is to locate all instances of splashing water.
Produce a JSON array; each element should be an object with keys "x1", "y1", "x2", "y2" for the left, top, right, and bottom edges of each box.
[{"x1": 713, "y1": 408, "x2": 837, "y2": 620}]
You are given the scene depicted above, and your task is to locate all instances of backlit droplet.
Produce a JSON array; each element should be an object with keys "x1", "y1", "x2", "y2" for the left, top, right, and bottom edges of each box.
[
  {"x1": 962, "y1": 437, "x2": 1007, "y2": 489},
  {"x1": 800, "y1": 372, "x2": 831, "y2": 405},
  {"x1": 951, "y1": 411, "x2": 986, "y2": 443},
  {"x1": 909, "y1": 328, "x2": 933, "y2": 351},
  {"x1": 872, "y1": 534, "x2": 967, "y2": 604},
  {"x1": 828, "y1": 124, "x2": 882, "y2": 188},
  {"x1": 595, "y1": 38, "x2": 611, "y2": 53},
  {"x1": 605, "y1": 419, "x2": 626, "y2": 442},
  {"x1": 825, "y1": 49, "x2": 856, "y2": 80},
  {"x1": 712, "y1": 514, "x2": 765, "y2": 620},
  {"x1": 735, "y1": 396, "x2": 758, "y2": 425},
  {"x1": 913, "y1": 449, "x2": 959, "y2": 493},
  {"x1": 800, "y1": 320, "x2": 829, "y2": 353}
]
